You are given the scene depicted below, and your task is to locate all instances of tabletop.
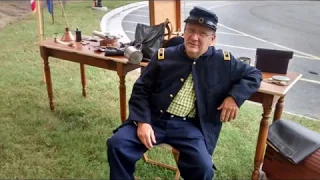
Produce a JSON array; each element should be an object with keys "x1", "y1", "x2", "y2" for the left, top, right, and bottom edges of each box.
[{"x1": 39, "y1": 38, "x2": 129, "y2": 64}]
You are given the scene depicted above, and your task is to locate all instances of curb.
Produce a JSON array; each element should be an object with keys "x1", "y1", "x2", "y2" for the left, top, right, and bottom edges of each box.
[
  {"x1": 92, "y1": 6, "x2": 109, "y2": 12},
  {"x1": 100, "y1": 1, "x2": 148, "y2": 33}
]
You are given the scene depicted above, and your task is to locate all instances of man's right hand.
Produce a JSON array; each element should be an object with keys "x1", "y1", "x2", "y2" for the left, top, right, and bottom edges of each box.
[{"x1": 136, "y1": 122, "x2": 156, "y2": 149}]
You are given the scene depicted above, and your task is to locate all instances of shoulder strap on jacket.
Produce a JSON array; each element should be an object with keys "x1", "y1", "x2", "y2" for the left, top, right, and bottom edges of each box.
[
  {"x1": 223, "y1": 50, "x2": 231, "y2": 61},
  {"x1": 158, "y1": 48, "x2": 165, "y2": 60}
]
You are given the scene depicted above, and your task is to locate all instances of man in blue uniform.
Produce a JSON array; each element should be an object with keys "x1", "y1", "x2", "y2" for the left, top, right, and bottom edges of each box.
[{"x1": 107, "y1": 6, "x2": 262, "y2": 180}]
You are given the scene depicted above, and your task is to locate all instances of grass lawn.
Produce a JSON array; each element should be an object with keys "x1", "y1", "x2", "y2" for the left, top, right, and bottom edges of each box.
[{"x1": 0, "y1": 1, "x2": 319, "y2": 179}]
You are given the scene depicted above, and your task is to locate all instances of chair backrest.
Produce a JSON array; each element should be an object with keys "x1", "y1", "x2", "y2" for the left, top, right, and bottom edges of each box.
[{"x1": 163, "y1": 18, "x2": 173, "y2": 40}]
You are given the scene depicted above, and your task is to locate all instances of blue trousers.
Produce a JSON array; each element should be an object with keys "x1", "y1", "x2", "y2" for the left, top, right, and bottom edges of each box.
[{"x1": 107, "y1": 116, "x2": 214, "y2": 180}]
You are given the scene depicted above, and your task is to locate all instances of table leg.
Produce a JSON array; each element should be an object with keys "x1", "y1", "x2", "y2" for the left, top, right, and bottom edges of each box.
[
  {"x1": 80, "y1": 63, "x2": 86, "y2": 97},
  {"x1": 41, "y1": 59, "x2": 46, "y2": 84},
  {"x1": 273, "y1": 96, "x2": 285, "y2": 122},
  {"x1": 251, "y1": 94, "x2": 274, "y2": 180},
  {"x1": 119, "y1": 75, "x2": 126, "y2": 123},
  {"x1": 43, "y1": 56, "x2": 54, "y2": 110}
]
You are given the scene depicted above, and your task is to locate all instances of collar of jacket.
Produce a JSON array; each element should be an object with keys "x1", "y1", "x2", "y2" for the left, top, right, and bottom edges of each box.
[{"x1": 178, "y1": 44, "x2": 214, "y2": 59}]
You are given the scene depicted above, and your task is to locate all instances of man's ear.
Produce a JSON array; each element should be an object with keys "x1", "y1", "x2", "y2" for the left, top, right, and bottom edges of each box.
[
  {"x1": 210, "y1": 34, "x2": 216, "y2": 46},
  {"x1": 211, "y1": 32, "x2": 216, "y2": 41}
]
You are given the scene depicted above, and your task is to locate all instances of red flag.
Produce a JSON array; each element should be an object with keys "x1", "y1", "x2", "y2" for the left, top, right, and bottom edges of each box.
[{"x1": 31, "y1": 0, "x2": 36, "y2": 12}]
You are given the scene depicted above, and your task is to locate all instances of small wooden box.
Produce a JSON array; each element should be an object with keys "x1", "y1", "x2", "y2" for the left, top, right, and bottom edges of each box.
[{"x1": 262, "y1": 145, "x2": 320, "y2": 179}]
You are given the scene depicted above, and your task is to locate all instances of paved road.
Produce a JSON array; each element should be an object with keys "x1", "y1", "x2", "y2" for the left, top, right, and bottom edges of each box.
[{"x1": 121, "y1": 1, "x2": 320, "y2": 119}]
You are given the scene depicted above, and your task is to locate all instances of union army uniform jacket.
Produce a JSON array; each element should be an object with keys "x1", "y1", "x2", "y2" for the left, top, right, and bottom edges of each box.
[{"x1": 117, "y1": 44, "x2": 262, "y2": 155}]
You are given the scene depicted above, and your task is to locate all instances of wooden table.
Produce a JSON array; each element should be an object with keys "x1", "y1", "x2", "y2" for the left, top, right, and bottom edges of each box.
[
  {"x1": 39, "y1": 38, "x2": 142, "y2": 123},
  {"x1": 248, "y1": 72, "x2": 302, "y2": 180},
  {"x1": 39, "y1": 39, "x2": 301, "y2": 179}
]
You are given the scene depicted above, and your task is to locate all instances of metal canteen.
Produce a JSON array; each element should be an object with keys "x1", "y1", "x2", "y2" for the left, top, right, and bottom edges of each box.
[
  {"x1": 124, "y1": 43, "x2": 143, "y2": 64},
  {"x1": 238, "y1": 56, "x2": 251, "y2": 65}
]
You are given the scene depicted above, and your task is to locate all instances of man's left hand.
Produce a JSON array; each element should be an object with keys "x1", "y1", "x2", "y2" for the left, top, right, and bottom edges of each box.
[{"x1": 217, "y1": 97, "x2": 239, "y2": 122}]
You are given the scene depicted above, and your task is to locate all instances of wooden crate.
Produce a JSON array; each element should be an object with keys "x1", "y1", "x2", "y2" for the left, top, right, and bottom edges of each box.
[{"x1": 262, "y1": 145, "x2": 320, "y2": 179}]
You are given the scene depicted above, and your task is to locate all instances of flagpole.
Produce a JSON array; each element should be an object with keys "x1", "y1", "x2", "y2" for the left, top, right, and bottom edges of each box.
[
  {"x1": 52, "y1": 2, "x2": 55, "y2": 24},
  {"x1": 36, "y1": 0, "x2": 46, "y2": 83},
  {"x1": 37, "y1": 0, "x2": 43, "y2": 41}
]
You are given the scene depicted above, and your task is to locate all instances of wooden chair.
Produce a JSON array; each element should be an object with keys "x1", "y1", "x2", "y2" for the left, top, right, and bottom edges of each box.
[{"x1": 143, "y1": 143, "x2": 181, "y2": 180}]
